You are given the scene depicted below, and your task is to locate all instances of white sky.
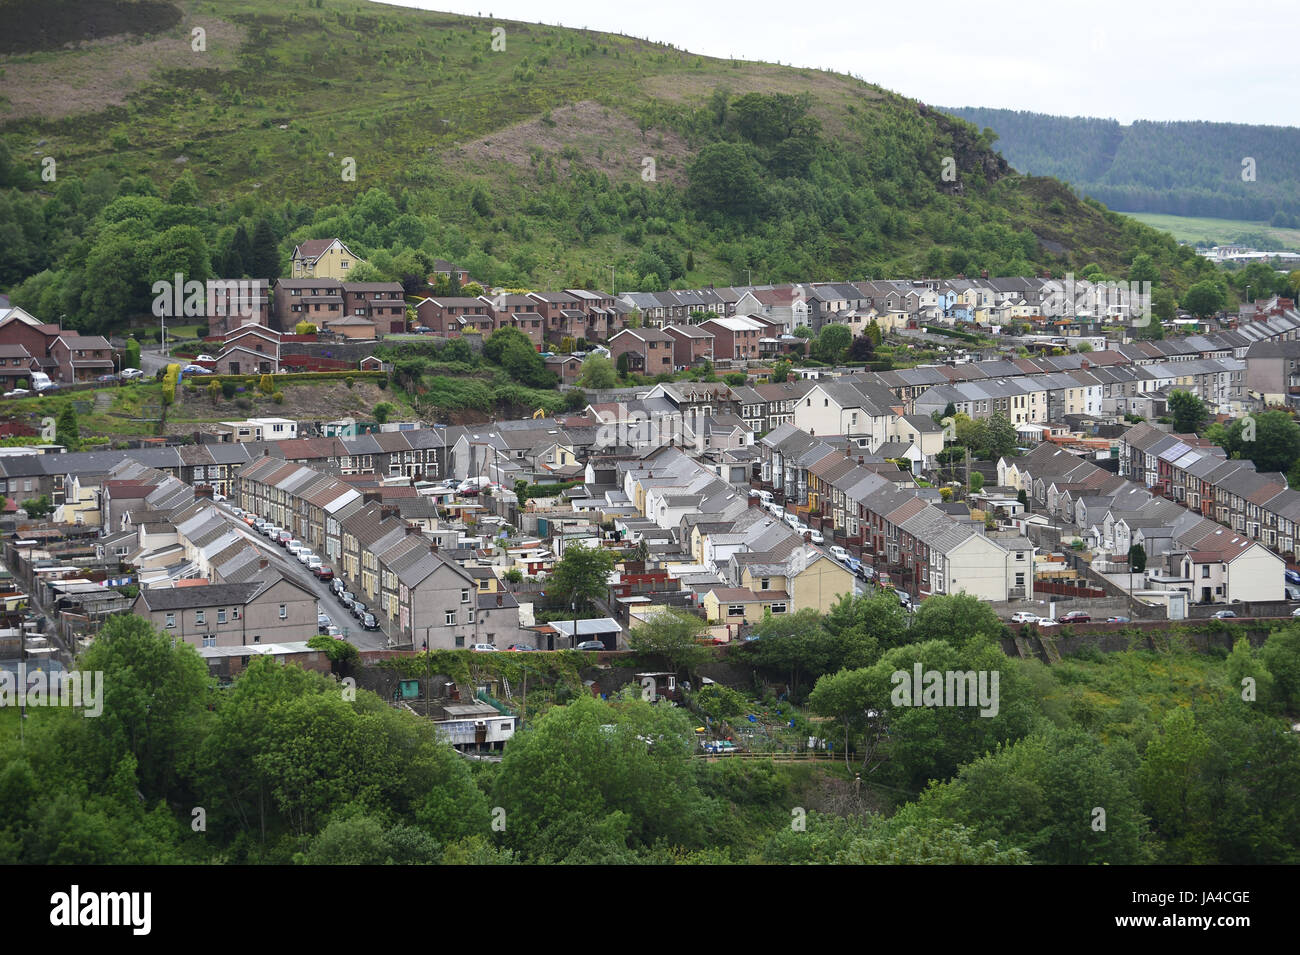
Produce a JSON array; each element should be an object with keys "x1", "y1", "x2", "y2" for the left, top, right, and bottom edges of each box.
[{"x1": 382, "y1": 0, "x2": 1298, "y2": 126}]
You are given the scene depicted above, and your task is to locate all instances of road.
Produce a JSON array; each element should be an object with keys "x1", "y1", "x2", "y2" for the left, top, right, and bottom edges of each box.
[{"x1": 212, "y1": 502, "x2": 392, "y2": 651}]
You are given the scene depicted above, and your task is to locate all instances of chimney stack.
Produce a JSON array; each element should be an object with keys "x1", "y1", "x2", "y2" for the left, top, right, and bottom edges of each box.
[
  {"x1": 258, "y1": 557, "x2": 268, "y2": 570},
  {"x1": 496, "y1": 594, "x2": 503, "y2": 607}
]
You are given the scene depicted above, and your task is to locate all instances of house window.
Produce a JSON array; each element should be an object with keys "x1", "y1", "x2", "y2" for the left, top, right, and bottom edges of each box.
[
  {"x1": 1201, "y1": 566, "x2": 1210, "y2": 578},
  {"x1": 728, "y1": 604, "x2": 746, "y2": 617},
  {"x1": 233, "y1": 607, "x2": 241, "y2": 620},
  {"x1": 770, "y1": 603, "x2": 787, "y2": 614},
  {"x1": 195, "y1": 610, "x2": 206, "y2": 625},
  {"x1": 445, "y1": 610, "x2": 456, "y2": 625},
  {"x1": 165, "y1": 613, "x2": 175, "y2": 629},
  {"x1": 454, "y1": 635, "x2": 465, "y2": 647},
  {"x1": 202, "y1": 635, "x2": 216, "y2": 648},
  {"x1": 279, "y1": 604, "x2": 287, "y2": 619},
  {"x1": 760, "y1": 578, "x2": 770, "y2": 591},
  {"x1": 218, "y1": 609, "x2": 227, "y2": 624}
]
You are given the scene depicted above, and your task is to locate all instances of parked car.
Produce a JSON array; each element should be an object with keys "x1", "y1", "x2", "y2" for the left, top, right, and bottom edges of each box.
[
  {"x1": 1009, "y1": 611, "x2": 1040, "y2": 624},
  {"x1": 1212, "y1": 610, "x2": 1238, "y2": 619},
  {"x1": 350, "y1": 600, "x2": 368, "y2": 619},
  {"x1": 286, "y1": 541, "x2": 305, "y2": 557},
  {"x1": 457, "y1": 486, "x2": 480, "y2": 497},
  {"x1": 228, "y1": 506, "x2": 243, "y2": 517},
  {"x1": 1036, "y1": 618, "x2": 1060, "y2": 628},
  {"x1": 96, "y1": 373, "x2": 117, "y2": 383},
  {"x1": 470, "y1": 643, "x2": 498, "y2": 652},
  {"x1": 181, "y1": 364, "x2": 212, "y2": 375},
  {"x1": 807, "y1": 528, "x2": 825, "y2": 544},
  {"x1": 297, "y1": 550, "x2": 316, "y2": 566},
  {"x1": 317, "y1": 612, "x2": 332, "y2": 630},
  {"x1": 360, "y1": 612, "x2": 381, "y2": 631},
  {"x1": 896, "y1": 591, "x2": 912, "y2": 609},
  {"x1": 119, "y1": 367, "x2": 146, "y2": 380},
  {"x1": 194, "y1": 354, "x2": 216, "y2": 362},
  {"x1": 330, "y1": 578, "x2": 345, "y2": 596},
  {"x1": 3, "y1": 389, "x2": 30, "y2": 398},
  {"x1": 275, "y1": 530, "x2": 293, "y2": 546},
  {"x1": 1291, "y1": 607, "x2": 1300, "y2": 617},
  {"x1": 338, "y1": 590, "x2": 355, "y2": 608},
  {"x1": 783, "y1": 513, "x2": 801, "y2": 530},
  {"x1": 506, "y1": 644, "x2": 538, "y2": 651},
  {"x1": 314, "y1": 565, "x2": 335, "y2": 581},
  {"x1": 1057, "y1": 611, "x2": 1092, "y2": 624},
  {"x1": 1106, "y1": 616, "x2": 1131, "y2": 624},
  {"x1": 305, "y1": 555, "x2": 322, "y2": 571},
  {"x1": 857, "y1": 564, "x2": 876, "y2": 580},
  {"x1": 829, "y1": 545, "x2": 851, "y2": 564},
  {"x1": 575, "y1": 640, "x2": 606, "y2": 651}
]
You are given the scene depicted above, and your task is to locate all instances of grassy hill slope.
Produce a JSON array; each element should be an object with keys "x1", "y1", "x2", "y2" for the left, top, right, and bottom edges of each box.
[{"x1": 0, "y1": 0, "x2": 1214, "y2": 329}]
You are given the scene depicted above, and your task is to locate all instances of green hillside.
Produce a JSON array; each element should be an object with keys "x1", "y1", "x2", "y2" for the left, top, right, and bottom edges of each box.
[
  {"x1": 946, "y1": 106, "x2": 1300, "y2": 223},
  {"x1": 0, "y1": 0, "x2": 1215, "y2": 333}
]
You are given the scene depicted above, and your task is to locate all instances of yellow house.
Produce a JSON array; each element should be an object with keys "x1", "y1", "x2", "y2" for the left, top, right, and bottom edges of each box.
[
  {"x1": 291, "y1": 238, "x2": 363, "y2": 280},
  {"x1": 57, "y1": 472, "x2": 103, "y2": 527},
  {"x1": 736, "y1": 552, "x2": 854, "y2": 617}
]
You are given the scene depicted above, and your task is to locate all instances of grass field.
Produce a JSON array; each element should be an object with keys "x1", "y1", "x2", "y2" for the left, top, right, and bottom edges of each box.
[{"x1": 1124, "y1": 212, "x2": 1300, "y2": 249}]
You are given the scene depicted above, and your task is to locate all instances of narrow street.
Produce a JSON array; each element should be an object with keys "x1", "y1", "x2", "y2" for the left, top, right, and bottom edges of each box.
[{"x1": 212, "y1": 503, "x2": 392, "y2": 651}]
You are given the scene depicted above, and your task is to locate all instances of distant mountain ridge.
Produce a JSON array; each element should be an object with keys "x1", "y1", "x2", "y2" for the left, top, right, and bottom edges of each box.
[{"x1": 945, "y1": 107, "x2": 1300, "y2": 223}]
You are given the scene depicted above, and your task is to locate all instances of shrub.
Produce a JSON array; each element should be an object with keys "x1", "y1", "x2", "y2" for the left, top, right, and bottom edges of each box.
[
  {"x1": 221, "y1": 381, "x2": 237, "y2": 399},
  {"x1": 272, "y1": 391, "x2": 284, "y2": 404},
  {"x1": 345, "y1": 376, "x2": 355, "y2": 388}
]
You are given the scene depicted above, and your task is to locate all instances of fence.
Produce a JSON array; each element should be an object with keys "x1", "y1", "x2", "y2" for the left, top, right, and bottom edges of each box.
[{"x1": 1033, "y1": 580, "x2": 1107, "y2": 599}]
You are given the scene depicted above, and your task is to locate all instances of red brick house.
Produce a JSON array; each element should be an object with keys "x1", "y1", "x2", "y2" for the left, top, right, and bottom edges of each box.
[
  {"x1": 273, "y1": 278, "x2": 344, "y2": 332},
  {"x1": 415, "y1": 297, "x2": 493, "y2": 337},
  {"x1": 699, "y1": 316, "x2": 765, "y2": 361},
  {"x1": 608, "y1": 327, "x2": 674, "y2": 375},
  {"x1": 663, "y1": 325, "x2": 715, "y2": 368},
  {"x1": 50, "y1": 334, "x2": 114, "y2": 382},
  {"x1": 342, "y1": 282, "x2": 407, "y2": 334}
]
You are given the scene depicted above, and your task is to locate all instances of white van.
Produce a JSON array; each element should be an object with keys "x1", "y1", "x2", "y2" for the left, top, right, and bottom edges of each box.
[{"x1": 30, "y1": 371, "x2": 56, "y2": 392}]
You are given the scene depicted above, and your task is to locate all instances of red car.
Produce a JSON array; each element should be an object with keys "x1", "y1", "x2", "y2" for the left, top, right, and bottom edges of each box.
[
  {"x1": 458, "y1": 487, "x2": 480, "y2": 497},
  {"x1": 1057, "y1": 611, "x2": 1091, "y2": 624},
  {"x1": 313, "y1": 566, "x2": 335, "y2": 581}
]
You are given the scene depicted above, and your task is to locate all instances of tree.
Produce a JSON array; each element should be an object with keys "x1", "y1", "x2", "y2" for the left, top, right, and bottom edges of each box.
[
  {"x1": 1128, "y1": 543, "x2": 1147, "y2": 574},
  {"x1": 55, "y1": 404, "x2": 80, "y2": 451},
  {"x1": 248, "y1": 218, "x2": 280, "y2": 281},
  {"x1": 490, "y1": 694, "x2": 707, "y2": 859},
  {"x1": 124, "y1": 337, "x2": 141, "y2": 370},
  {"x1": 1183, "y1": 280, "x2": 1225, "y2": 318},
  {"x1": 294, "y1": 321, "x2": 318, "y2": 335},
  {"x1": 21, "y1": 495, "x2": 52, "y2": 519},
  {"x1": 769, "y1": 360, "x2": 792, "y2": 383},
  {"x1": 848, "y1": 334, "x2": 875, "y2": 362},
  {"x1": 685, "y1": 142, "x2": 768, "y2": 220},
  {"x1": 968, "y1": 471, "x2": 984, "y2": 493},
  {"x1": 258, "y1": 374, "x2": 275, "y2": 395},
  {"x1": 1167, "y1": 390, "x2": 1208, "y2": 434},
  {"x1": 576, "y1": 355, "x2": 617, "y2": 390},
  {"x1": 503, "y1": 568, "x2": 523, "y2": 587},
  {"x1": 373, "y1": 402, "x2": 394, "y2": 424},
  {"x1": 815, "y1": 324, "x2": 850, "y2": 364},
  {"x1": 550, "y1": 543, "x2": 617, "y2": 622},
  {"x1": 983, "y1": 412, "x2": 1018, "y2": 460},
  {"x1": 616, "y1": 352, "x2": 631, "y2": 378},
  {"x1": 626, "y1": 608, "x2": 714, "y2": 679},
  {"x1": 1212, "y1": 411, "x2": 1300, "y2": 475}
]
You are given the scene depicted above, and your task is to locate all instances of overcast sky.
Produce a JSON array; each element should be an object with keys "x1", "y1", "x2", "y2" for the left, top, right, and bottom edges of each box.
[{"x1": 384, "y1": 0, "x2": 1296, "y2": 126}]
